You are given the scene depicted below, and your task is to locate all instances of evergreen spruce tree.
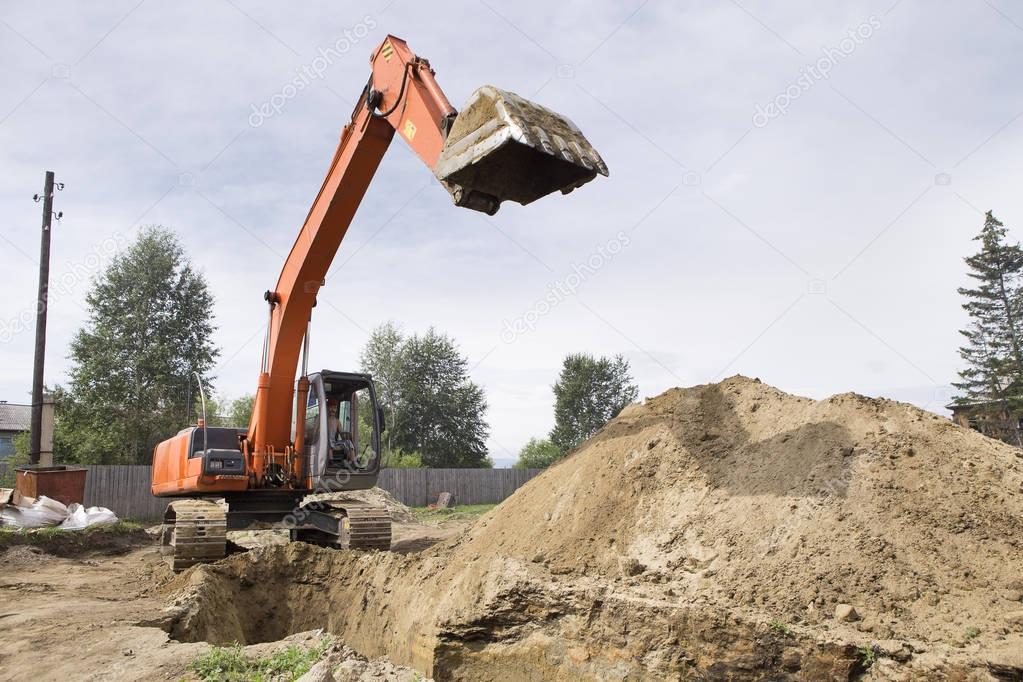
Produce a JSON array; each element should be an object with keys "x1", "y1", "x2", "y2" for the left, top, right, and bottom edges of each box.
[{"x1": 953, "y1": 211, "x2": 1023, "y2": 445}]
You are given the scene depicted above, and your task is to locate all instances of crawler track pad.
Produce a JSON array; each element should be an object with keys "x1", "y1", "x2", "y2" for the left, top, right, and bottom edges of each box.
[{"x1": 161, "y1": 499, "x2": 228, "y2": 572}]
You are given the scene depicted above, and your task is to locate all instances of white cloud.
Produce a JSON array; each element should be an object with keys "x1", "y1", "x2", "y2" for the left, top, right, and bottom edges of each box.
[{"x1": 1, "y1": 0, "x2": 1018, "y2": 458}]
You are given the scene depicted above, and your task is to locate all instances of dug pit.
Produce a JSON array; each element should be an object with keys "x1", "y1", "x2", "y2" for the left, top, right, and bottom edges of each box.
[
  {"x1": 162, "y1": 543, "x2": 867, "y2": 679},
  {"x1": 161, "y1": 544, "x2": 368, "y2": 644},
  {"x1": 159, "y1": 377, "x2": 1023, "y2": 680}
]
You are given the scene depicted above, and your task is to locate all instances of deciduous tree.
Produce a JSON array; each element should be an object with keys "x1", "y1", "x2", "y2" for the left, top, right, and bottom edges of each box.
[
  {"x1": 56, "y1": 227, "x2": 219, "y2": 463},
  {"x1": 550, "y1": 353, "x2": 638, "y2": 452},
  {"x1": 513, "y1": 437, "x2": 562, "y2": 469},
  {"x1": 360, "y1": 324, "x2": 490, "y2": 467}
]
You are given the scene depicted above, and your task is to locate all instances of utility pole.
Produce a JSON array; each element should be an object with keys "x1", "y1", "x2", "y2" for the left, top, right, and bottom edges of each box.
[{"x1": 29, "y1": 171, "x2": 60, "y2": 466}]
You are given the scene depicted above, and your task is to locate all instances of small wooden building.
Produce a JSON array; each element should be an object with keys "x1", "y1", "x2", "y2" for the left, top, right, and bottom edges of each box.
[
  {"x1": 946, "y1": 399, "x2": 1022, "y2": 445},
  {"x1": 0, "y1": 401, "x2": 31, "y2": 459}
]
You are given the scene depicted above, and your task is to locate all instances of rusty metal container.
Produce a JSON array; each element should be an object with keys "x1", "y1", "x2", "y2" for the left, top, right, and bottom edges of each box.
[{"x1": 15, "y1": 466, "x2": 87, "y2": 506}]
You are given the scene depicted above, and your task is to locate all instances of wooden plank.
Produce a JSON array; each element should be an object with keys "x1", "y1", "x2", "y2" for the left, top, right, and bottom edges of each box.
[
  {"x1": 117, "y1": 466, "x2": 126, "y2": 516},
  {"x1": 122, "y1": 466, "x2": 134, "y2": 518}
]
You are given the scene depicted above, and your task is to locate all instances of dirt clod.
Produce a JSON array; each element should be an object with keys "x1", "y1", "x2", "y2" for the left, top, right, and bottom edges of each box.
[{"x1": 835, "y1": 604, "x2": 859, "y2": 622}]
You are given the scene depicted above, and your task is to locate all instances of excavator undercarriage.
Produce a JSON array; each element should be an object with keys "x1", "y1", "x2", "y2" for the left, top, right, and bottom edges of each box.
[
  {"x1": 159, "y1": 499, "x2": 227, "y2": 572},
  {"x1": 160, "y1": 493, "x2": 392, "y2": 571}
]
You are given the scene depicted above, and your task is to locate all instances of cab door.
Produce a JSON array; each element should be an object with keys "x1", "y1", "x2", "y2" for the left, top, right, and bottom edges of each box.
[{"x1": 302, "y1": 373, "x2": 328, "y2": 485}]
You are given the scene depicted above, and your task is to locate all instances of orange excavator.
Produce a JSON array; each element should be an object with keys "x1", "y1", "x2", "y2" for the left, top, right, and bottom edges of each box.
[{"x1": 151, "y1": 35, "x2": 606, "y2": 570}]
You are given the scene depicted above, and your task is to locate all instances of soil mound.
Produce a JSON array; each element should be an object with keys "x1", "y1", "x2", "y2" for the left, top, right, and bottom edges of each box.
[
  {"x1": 306, "y1": 486, "x2": 418, "y2": 524},
  {"x1": 166, "y1": 377, "x2": 1023, "y2": 680},
  {"x1": 459, "y1": 376, "x2": 1023, "y2": 639},
  {"x1": 0, "y1": 525, "x2": 150, "y2": 558}
]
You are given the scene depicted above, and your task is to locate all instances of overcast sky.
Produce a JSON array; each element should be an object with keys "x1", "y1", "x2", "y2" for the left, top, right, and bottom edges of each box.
[{"x1": 1, "y1": 1, "x2": 1020, "y2": 465}]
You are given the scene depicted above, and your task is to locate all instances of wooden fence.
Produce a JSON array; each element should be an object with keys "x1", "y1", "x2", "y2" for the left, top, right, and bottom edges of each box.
[
  {"x1": 378, "y1": 467, "x2": 541, "y2": 508},
  {"x1": 82, "y1": 465, "x2": 167, "y2": 520},
  {"x1": 0, "y1": 463, "x2": 543, "y2": 520}
]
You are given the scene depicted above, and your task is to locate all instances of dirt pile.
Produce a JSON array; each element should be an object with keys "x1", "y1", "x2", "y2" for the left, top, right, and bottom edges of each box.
[
  {"x1": 459, "y1": 377, "x2": 1023, "y2": 637},
  {"x1": 0, "y1": 524, "x2": 150, "y2": 558},
  {"x1": 306, "y1": 486, "x2": 418, "y2": 524},
  {"x1": 165, "y1": 377, "x2": 1023, "y2": 680}
]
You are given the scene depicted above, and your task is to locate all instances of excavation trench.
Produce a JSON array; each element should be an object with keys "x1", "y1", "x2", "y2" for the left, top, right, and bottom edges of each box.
[
  {"x1": 162, "y1": 544, "x2": 392, "y2": 646},
  {"x1": 160, "y1": 543, "x2": 863, "y2": 681},
  {"x1": 154, "y1": 378, "x2": 1023, "y2": 680}
]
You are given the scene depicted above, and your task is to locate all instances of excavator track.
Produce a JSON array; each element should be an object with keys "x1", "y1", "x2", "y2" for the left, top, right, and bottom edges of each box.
[
  {"x1": 339, "y1": 502, "x2": 392, "y2": 550},
  {"x1": 160, "y1": 499, "x2": 228, "y2": 572},
  {"x1": 293, "y1": 499, "x2": 391, "y2": 551}
]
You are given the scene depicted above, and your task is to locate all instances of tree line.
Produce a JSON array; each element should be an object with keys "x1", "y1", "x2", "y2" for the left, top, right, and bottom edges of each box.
[
  {"x1": 29, "y1": 209, "x2": 1016, "y2": 469},
  {"x1": 36, "y1": 226, "x2": 640, "y2": 467}
]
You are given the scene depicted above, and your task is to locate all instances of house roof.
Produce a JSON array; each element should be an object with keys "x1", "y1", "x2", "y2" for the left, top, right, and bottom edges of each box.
[
  {"x1": 945, "y1": 398, "x2": 1023, "y2": 411},
  {"x1": 0, "y1": 402, "x2": 31, "y2": 431}
]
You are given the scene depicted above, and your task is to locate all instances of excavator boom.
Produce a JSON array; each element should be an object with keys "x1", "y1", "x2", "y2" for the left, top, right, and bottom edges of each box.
[
  {"x1": 151, "y1": 34, "x2": 605, "y2": 569},
  {"x1": 249, "y1": 35, "x2": 607, "y2": 458}
]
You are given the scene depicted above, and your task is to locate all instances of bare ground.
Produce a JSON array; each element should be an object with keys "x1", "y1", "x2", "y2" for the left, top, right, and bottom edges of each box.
[
  {"x1": 162, "y1": 378, "x2": 1023, "y2": 680},
  {"x1": 0, "y1": 518, "x2": 464, "y2": 682},
  {"x1": 5, "y1": 377, "x2": 1023, "y2": 681},
  {"x1": 0, "y1": 541, "x2": 201, "y2": 681}
]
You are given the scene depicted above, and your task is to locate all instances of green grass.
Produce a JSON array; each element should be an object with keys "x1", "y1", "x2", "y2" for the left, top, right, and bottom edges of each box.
[
  {"x1": 769, "y1": 620, "x2": 794, "y2": 636},
  {"x1": 0, "y1": 520, "x2": 147, "y2": 553},
  {"x1": 0, "y1": 519, "x2": 143, "y2": 540},
  {"x1": 191, "y1": 638, "x2": 332, "y2": 682},
  {"x1": 857, "y1": 645, "x2": 877, "y2": 670},
  {"x1": 411, "y1": 503, "x2": 496, "y2": 523}
]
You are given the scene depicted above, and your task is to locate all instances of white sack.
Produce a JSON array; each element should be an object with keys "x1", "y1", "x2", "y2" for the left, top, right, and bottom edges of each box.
[
  {"x1": 0, "y1": 495, "x2": 69, "y2": 528},
  {"x1": 59, "y1": 503, "x2": 118, "y2": 530}
]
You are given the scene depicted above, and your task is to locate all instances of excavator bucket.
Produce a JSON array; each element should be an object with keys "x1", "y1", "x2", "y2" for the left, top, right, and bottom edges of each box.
[{"x1": 434, "y1": 86, "x2": 608, "y2": 215}]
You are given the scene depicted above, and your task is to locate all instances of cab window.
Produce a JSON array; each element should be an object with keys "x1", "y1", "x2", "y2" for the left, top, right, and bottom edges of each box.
[{"x1": 305, "y1": 391, "x2": 320, "y2": 453}]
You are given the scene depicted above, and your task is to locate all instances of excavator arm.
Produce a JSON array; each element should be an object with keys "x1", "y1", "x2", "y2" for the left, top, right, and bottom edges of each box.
[
  {"x1": 151, "y1": 33, "x2": 605, "y2": 569},
  {"x1": 244, "y1": 34, "x2": 606, "y2": 473}
]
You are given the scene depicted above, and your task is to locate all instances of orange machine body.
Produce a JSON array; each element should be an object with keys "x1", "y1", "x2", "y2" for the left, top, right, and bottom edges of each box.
[
  {"x1": 152, "y1": 36, "x2": 456, "y2": 497},
  {"x1": 151, "y1": 34, "x2": 606, "y2": 499},
  {"x1": 151, "y1": 428, "x2": 249, "y2": 496}
]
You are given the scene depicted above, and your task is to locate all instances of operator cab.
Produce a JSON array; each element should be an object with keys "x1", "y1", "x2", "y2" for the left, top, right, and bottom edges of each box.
[{"x1": 302, "y1": 371, "x2": 384, "y2": 491}]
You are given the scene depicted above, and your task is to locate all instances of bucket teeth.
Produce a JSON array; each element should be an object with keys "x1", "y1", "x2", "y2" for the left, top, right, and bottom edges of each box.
[{"x1": 435, "y1": 85, "x2": 608, "y2": 214}]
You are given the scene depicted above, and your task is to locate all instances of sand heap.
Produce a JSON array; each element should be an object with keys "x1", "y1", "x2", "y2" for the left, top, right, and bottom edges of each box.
[
  {"x1": 306, "y1": 486, "x2": 418, "y2": 524},
  {"x1": 164, "y1": 377, "x2": 1023, "y2": 680}
]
